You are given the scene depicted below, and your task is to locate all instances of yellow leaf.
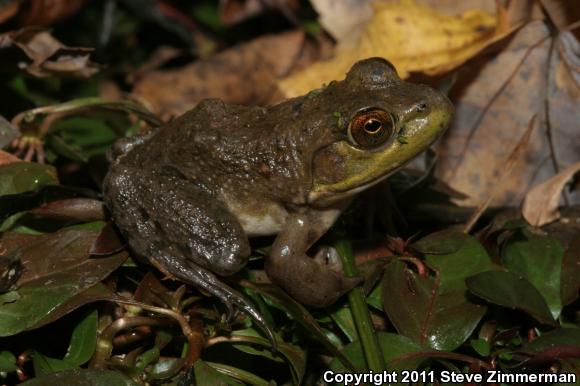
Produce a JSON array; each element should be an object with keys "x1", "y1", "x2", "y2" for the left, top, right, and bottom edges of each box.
[{"x1": 278, "y1": 0, "x2": 498, "y2": 97}]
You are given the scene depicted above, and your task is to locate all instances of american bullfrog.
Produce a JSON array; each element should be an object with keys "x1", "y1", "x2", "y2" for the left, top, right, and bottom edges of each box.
[{"x1": 103, "y1": 57, "x2": 453, "y2": 343}]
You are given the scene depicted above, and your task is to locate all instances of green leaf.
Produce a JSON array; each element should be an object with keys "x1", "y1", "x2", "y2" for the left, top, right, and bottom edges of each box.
[
  {"x1": 411, "y1": 228, "x2": 466, "y2": 255},
  {"x1": 0, "y1": 291, "x2": 20, "y2": 305},
  {"x1": 33, "y1": 352, "x2": 76, "y2": 376},
  {"x1": 64, "y1": 309, "x2": 98, "y2": 365},
  {"x1": 242, "y1": 281, "x2": 356, "y2": 372},
  {"x1": 228, "y1": 328, "x2": 305, "y2": 385},
  {"x1": 0, "y1": 351, "x2": 17, "y2": 373},
  {"x1": 330, "y1": 333, "x2": 426, "y2": 373},
  {"x1": 466, "y1": 271, "x2": 556, "y2": 325},
  {"x1": 46, "y1": 135, "x2": 88, "y2": 162},
  {"x1": 365, "y1": 281, "x2": 383, "y2": 311},
  {"x1": 502, "y1": 230, "x2": 564, "y2": 318},
  {"x1": 0, "y1": 163, "x2": 58, "y2": 197},
  {"x1": 193, "y1": 360, "x2": 245, "y2": 386},
  {"x1": 146, "y1": 357, "x2": 184, "y2": 381},
  {"x1": 47, "y1": 117, "x2": 120, "y2": 162},
  {"x1": 205, "y1": 362, "x2": 271, "y2": 386},
  {"x1": 30, "y1": 310, "x2": 100, "y2": 375},
  {"x1": 423, "y1": 230, "x2": 494, "y2": 293},
  {"x1": 470, "y1": 339, "x2": 491, "y2": 357},
  {"x1": 329, "y1": 306, "x2": 357, "y2": 342},
  {"x1": 20, "y1": 368, "x2": 137, "y2": 386},
  {"x1": 231, "y1": 329, "x2": 284, "y2": 363}
]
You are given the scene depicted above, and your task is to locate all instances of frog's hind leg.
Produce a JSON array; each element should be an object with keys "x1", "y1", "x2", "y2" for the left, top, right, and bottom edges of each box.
[
  {"x1": 103, "y1": 167, "x2": 276, "y2": 347},
  {"x1": 152, "y1": 251, "x2": 276, "y2": 347}
]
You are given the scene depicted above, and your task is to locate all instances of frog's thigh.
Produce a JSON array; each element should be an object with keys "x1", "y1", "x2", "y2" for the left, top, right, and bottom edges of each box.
[
  {"x1": 106, "y1": 167, "x2": 251, "y2": 276},
  {"x1": 104, "y1": 168, "x2": 275, "y2": 343}
]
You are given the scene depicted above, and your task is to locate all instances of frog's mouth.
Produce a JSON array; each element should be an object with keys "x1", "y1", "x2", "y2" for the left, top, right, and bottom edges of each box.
[{"x1": 308, "y1": 102, "x2": 453, "y2": 206}]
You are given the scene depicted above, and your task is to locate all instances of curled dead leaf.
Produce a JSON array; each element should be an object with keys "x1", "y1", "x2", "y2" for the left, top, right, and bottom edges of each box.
[
  {"x1": 0, "y1": 27, "x2": 98, "y2": 78},
  {"x1": 523, "y1": 162, "x2": 580, "y2": 227}
]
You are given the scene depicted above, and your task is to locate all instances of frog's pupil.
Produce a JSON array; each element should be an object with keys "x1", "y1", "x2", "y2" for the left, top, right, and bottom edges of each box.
[{"x1": 364, "y1": 119, "x2": 382, "y2": 133}]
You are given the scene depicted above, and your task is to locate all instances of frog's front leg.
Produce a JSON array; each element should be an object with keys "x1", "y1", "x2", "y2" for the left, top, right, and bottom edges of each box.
[{"x1": 265, "y1": 209, "x2": 361, "y2": 307}]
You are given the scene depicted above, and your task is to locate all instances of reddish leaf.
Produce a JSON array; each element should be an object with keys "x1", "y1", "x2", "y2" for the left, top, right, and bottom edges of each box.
[
  {"x1": 28, "y1": 198, "x2": 105, "y2": 222},
  {"x1": 383, "y1": 260, "x2": 487, "y2": 351},
  {"x1": 0, "y1": 228, "x2": 127, "y2": 336},
  {"x1": 89, "y1": 222, "x2": 125, "y2": 256}
]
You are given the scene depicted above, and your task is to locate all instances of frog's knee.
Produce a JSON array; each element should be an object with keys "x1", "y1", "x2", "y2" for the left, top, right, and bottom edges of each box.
[{"x1": 206, "y1": 242, "x2": 250, "y2": 276}]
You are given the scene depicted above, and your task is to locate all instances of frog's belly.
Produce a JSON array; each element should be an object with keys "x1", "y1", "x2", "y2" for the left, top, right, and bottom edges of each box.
[
  {"x1": 237, "y1": 211, "x2": 288, "y2": 237},
  {"x1": 223, "y1": 197, "x2": 289, "y2": 237}
]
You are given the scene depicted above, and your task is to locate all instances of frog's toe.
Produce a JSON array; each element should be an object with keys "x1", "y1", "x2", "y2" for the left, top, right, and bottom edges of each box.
[
  {"x1": 223, "y1": 304, "x2": 238, "y2": 324},
  {"x1": 162, "y1": 257, "x2": 277, "y2": 349}
]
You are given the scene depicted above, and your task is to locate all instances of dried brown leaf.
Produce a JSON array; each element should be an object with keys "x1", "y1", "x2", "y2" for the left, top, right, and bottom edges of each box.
[
  {"x1": 436, "y1": 21, "x2": 580, "y2": 207},
  {"x1": 0, "y1": 27, "x2": 98, "y2": 78},
  {"x1": 523, "y1": 162, "x2": 580, "y2": 227},
  {"x1": 220, "y1": 0, "x2": 299, "y2": 26},
  {"x1": 463, "y1": 117, "x2": 536, "y2": 233},
  {"x1": 540, "y1": 0, "x2": 580, "y2": 31},
  {"x1": 132, "y1": 30, "x2": 306, "y2": 119}
]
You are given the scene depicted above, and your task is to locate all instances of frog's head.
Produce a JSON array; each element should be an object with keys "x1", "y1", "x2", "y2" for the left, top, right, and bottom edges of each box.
[{"x1": 308, "y1": 57, "x2": 454, "y2": 206}]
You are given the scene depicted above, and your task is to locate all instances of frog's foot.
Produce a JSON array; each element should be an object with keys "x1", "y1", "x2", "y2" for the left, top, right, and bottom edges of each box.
[
  {"x1": 265, "y1": 210, "x2": 361, "y2": 308},
  {"x1": 155, "y1": 256, "x2": 276, "y2": 348},
  {"x1": 265, "y1": 254, "x2": 361, "y2": 307},
  {"x1": 265, "y1": 251, "x2": 361, "y2": 308}
]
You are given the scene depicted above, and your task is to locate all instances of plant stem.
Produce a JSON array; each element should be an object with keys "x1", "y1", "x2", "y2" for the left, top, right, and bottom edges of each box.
[{"x1": 335, "y1": 239, "x2": 385, "y2": 372}]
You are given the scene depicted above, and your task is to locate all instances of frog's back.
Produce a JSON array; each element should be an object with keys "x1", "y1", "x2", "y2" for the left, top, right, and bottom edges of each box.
[{"x1": 116, "y1": 99, "x2": 310, "y2": 207}]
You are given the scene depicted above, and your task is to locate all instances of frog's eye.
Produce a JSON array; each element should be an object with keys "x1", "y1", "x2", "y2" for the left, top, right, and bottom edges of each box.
[{"x1": 348, "y1": 109, "x2": 395, "y2": 149}]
